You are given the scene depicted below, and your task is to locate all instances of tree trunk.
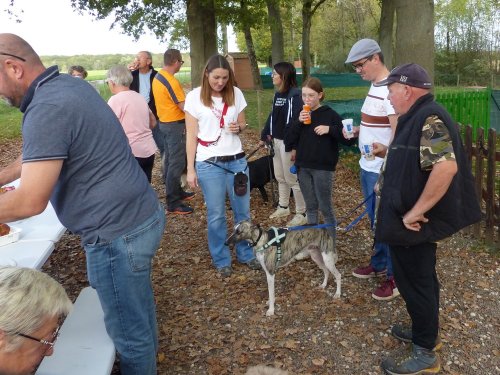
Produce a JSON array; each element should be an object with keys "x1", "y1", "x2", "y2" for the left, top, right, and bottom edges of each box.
[
  {"x1": 379, "y1": 0, "x2": 396, "y2": 69},
  {"x1": 187, "y1": 0, "x2": 218, "y2": 87},
  {"x1": 240, "y1": 0, "x2": 262, "y2": 89},
  {"x1": 301, "y1": 0, "x2": 326, "y2": 81},
  {"x1": 221, "y1": 22, "x2": 228, "y2": 55},
  {"x1": 266, "y1": 0, "x2": 285, "y2": 66},
  {"x1": 301, "y1": 0, "x2": 313, "y2": 81},
  {"x1": 394, "y1": 0, "x2": 434, "y2": 81}
]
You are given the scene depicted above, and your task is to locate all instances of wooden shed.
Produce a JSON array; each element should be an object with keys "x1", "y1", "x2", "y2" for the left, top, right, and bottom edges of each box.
[{"x1": 225, "y1": 52, "x2": 254, "y2": 90}]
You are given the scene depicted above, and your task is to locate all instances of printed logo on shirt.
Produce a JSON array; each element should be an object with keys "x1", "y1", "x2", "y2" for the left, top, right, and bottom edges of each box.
[{"x1": 275, "y1": 97, "x2": 287, "y2": 107}]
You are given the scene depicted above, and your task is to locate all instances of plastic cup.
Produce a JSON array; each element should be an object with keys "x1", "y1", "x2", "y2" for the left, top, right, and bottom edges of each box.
[
  {"x1": 224, "y1": 117, "x2": 234, "y2": 134},
  {"x1": 363, "y1": 143, "x2": 375, "y2": 160},
  {"x1": 342, "y1": 119, "x2": 354, "y2": 138}
]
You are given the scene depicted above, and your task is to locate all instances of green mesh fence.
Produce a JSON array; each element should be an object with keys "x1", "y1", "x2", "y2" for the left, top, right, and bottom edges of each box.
[
  {"x1": 260, "y1": 73, "x2": 369, "y2": 89},
  {"x1": 324, "y1": 99, "x2": 364, "y2": 153}
]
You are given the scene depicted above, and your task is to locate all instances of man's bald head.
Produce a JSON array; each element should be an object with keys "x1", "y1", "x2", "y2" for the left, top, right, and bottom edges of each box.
[
  {"x1": 0, "y1": 33, "x2": 42, "y2": 66},
  {"x1": 0, "y1": 34, "x2": 45, "y2": 108}
]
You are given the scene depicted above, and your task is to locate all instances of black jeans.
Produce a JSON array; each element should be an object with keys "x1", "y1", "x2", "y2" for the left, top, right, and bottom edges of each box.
[
  {"x1": 390, "y1": 242, "x2": 439, "y2": 350},
  {"x1": 135, "y1": 154, "x2": 155, "y2": 183}
]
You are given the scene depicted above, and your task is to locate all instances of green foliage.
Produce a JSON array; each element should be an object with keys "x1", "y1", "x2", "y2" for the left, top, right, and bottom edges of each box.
[
  {"x1": 236, "y1": 25, "x2": 272, "y2": 63},
  {"x1": 71, "y1": 0, "x2": 180, "y2": 42},
  {"x1": 236, "y1": 0, "x2": 381, "y2": 71},
  {"x1": 434, "y1": 0, "x2": 499, "y2": 87},
  {"x1": 311, "y1": 0, "x2": 380, "y2": 72}
]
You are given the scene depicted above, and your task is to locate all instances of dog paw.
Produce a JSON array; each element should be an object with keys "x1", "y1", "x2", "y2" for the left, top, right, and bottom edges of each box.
[
  {"x1": 266, "y1": 309, "x2": 275, "y2": 316},
  {"x1": 333, "y1": 292, "x2": 341, "y2": 299}
]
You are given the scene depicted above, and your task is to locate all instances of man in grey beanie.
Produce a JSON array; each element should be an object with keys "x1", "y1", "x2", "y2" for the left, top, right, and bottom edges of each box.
[{"x1": 346, "y1": 39, "x2": 399, "y2": 301}]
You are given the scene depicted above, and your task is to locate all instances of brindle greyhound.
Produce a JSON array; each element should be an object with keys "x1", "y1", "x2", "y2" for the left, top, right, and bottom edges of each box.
[{"x1": 226, "y1": 220, "x2": 341, "y2": 316}]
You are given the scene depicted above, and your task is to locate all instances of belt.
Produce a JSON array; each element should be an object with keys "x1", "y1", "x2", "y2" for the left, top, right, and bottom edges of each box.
[
  {"x1": 205, "y1": 152, "x2": 245, "y2": 163},
  {"x1": 160, "y1": 119, "x2": 185, "y2": 125}
]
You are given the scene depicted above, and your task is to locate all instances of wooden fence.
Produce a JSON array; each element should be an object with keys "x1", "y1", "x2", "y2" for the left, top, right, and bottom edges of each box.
[{"x1": 463, "y1": 125, "x2": 499, "y2": 245}]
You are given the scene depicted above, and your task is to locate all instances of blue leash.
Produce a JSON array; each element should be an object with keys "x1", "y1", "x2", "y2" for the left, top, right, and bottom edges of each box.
[{"x1": 286, "y1": 193, "x2": 374, "y2": 233}]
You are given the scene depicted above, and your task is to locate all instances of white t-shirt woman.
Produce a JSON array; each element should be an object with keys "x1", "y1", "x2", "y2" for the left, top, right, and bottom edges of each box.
[{"x1": 184, "y1": 86, "x2": 247, "y2": 161}]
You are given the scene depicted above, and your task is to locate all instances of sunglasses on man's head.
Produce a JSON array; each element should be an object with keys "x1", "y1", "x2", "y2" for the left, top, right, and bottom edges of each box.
[{"x1": 0, "y1": 52, "x2": 26, "y2": 62}]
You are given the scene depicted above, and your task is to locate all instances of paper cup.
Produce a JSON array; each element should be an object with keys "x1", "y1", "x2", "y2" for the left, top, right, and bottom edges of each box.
[
  {"x1": 342, "y1": 119, "x2": 354, "y2": 139},
  {"x1": 363, "y1": 144, "x2": 375, "y2": 160}
]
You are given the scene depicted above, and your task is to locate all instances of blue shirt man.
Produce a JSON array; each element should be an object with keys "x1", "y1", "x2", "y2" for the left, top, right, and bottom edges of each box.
[{"x1": 0, "y1": 33, "x2": 165, "y2": 375}]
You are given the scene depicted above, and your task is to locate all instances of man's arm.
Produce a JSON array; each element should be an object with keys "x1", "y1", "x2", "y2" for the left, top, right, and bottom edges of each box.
[
  {"x1": 0, "y1": 154, "x2": 22, "y2": 186},
  {"x1": 0, "y1": 160, "x2": 63, "y2": 222},
  {"x1": 402, "y1": 160, "x2": 457, "y2": 231},
  {"x1": 372, "y1": 114, "x2": 398, "y2": 158},
  {"x1": 388, "y1": 114, "x2": 398, "y2": 139},
  {"x1": 177, "y1": 101, "x2": 185, "y2": 112}
]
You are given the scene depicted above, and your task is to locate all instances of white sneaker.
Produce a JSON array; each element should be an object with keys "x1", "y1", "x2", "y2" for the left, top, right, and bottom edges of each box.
[
  {"x1": 269, "y1": 206, "x2": 290, "y2": 219},
  {"x1": 294, "y1": 250, "x2": 310, "y2": 261},
  {"x1": 287, "y1": 213, "x2": 307, "y2": 226}
]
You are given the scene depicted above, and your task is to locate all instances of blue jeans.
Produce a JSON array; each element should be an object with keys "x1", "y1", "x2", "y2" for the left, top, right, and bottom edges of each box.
[
  {"x1": 360, "y1": 168, "x2": 392, "y2": 277},
  {"x1": 297, "y1": 167, "x2": 336, "y2": 240},
  {"x1": 84, "y1": 204, "x2": 166, "y2": 375},
  {"x1": 196, "y1": 158, "x2": 255, "y2": 269},
  {"x1": 159, "y1": 122, "x2": 186, "y2": 209}
]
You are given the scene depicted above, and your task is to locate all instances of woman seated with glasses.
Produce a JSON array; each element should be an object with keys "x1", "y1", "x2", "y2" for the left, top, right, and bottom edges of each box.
[{"x1": 0, "y1": 266, "x2": 72, "y2": 375}]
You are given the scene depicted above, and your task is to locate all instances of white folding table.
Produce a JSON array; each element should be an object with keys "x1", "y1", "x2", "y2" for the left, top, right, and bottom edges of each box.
[{"x1": 0, "y1": 180, "x2": 66, "y2": 269}]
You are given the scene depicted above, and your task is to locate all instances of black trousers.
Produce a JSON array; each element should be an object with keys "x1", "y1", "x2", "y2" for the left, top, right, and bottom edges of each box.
[
  {"x1": 135, "y1": 154, "x2": 155, "y2": 183},
  {"x1": 390, "y1": 242, "x2": 439, "y2": 350}
]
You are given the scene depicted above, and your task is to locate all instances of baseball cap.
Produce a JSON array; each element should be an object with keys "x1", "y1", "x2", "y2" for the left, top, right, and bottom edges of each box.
[
  {"x1": 374, "y1": 63, "x2": 433, "y2": 89},
  {"x1": 345, "y1": 39, "x2": 381, "y2": 63}
]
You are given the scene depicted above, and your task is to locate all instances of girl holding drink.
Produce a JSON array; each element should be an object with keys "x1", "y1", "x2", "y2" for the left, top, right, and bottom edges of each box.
[{"x1": 285, "y1": 77, "x2": 357, "y2": 238}]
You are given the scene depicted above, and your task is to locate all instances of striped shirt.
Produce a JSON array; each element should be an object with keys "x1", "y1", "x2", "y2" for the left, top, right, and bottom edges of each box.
[{"x1": 359, "y1": 84, "x2": 395, "y2": 173}]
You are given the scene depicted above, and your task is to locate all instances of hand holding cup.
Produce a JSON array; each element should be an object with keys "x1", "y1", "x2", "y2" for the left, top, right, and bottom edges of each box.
[{"x1": 342, "y1": 119, "x2": 354, "y2": 139}]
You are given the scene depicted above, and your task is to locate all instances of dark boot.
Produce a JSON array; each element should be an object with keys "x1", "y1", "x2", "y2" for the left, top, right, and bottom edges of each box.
[
  {"x1": 391, "y1": 324, "x2": 443, "y2": 351},
  {"x1": 381, "y1": 344, "x2": 440, "y2": 374}
]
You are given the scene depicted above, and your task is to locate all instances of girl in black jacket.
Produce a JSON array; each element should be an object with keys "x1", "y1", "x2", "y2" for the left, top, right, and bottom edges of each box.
[
  {"x1": 260, "y1": 62, "x2": 307, "y2": 226},
  {"x1": 285, "y1": 77, "x2": 357, "y2": 237}
]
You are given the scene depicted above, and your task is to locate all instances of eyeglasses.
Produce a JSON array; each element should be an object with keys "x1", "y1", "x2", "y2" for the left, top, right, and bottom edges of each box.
[
  {"x1": 352, "y1": 56, "x2": 373, "y2": 71},
  {"x1": 15, "y1": 325, "x2": 61, "y2": 349},
  {"x1": 0, "y1": 52, "x2": 26, "y2": 62}
]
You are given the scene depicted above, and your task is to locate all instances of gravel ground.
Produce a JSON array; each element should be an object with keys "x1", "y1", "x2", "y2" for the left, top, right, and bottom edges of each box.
[{"x1": 1, "y1": 133, "x2": 498, "y2": 375}]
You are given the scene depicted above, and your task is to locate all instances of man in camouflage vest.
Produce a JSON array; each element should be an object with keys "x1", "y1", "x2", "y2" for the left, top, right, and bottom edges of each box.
[{"x1": 373, "y1": 64, "x2": 480, "y2": 375}]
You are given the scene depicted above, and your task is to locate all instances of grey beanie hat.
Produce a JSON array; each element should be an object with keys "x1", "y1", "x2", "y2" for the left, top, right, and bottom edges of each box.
[{"x1": 345, "y1": 39, "x2": 382, "y2": 63}]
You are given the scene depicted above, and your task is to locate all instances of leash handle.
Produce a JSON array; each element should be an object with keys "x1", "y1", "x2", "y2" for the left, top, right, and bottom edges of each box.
[{"x1": 246, "y1": 145, "x2": 262, "y2": 160}]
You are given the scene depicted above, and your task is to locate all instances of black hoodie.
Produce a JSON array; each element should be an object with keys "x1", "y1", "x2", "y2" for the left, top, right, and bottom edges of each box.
[
  {"x1": 284, "y1": 105, "x2": 357, "y2": 171},
  {"x1": 261, "y1": 87, "x2": 302, "y2": 151}
]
